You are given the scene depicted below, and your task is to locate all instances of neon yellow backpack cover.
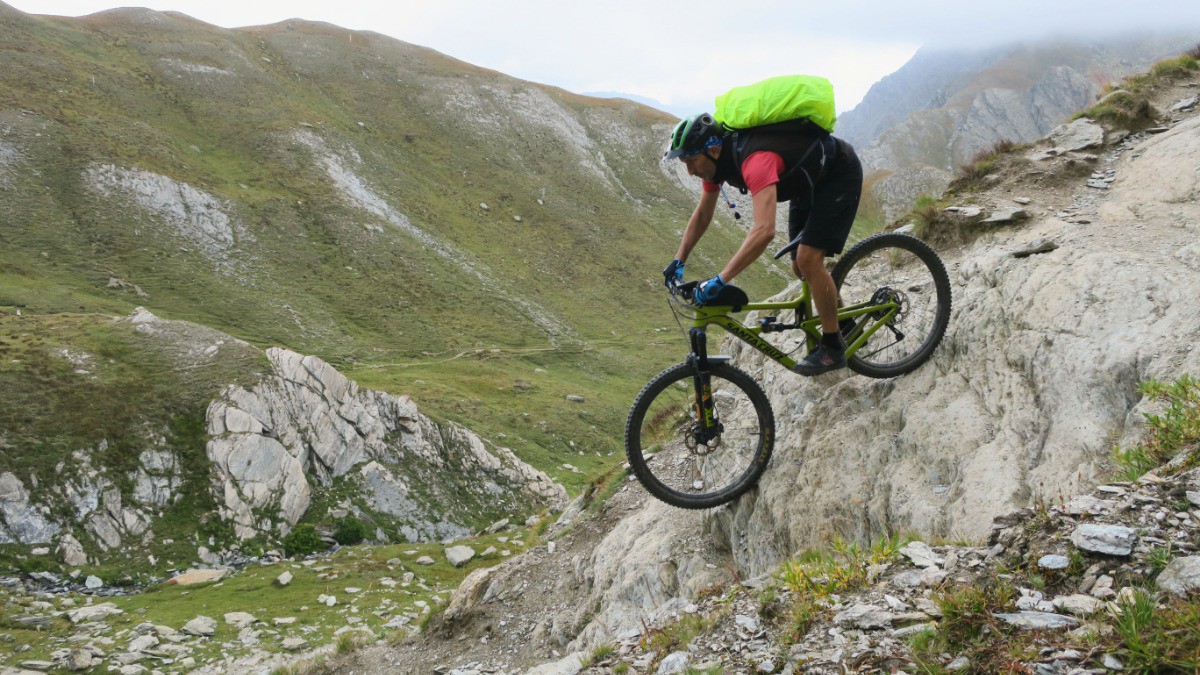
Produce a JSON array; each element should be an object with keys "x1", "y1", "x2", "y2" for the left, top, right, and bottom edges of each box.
[{"x1": 713, "y1": 74, "x2": 836, "y2": 133}]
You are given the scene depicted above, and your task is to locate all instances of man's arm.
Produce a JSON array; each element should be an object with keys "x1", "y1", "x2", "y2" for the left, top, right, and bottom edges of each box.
[
  {"x1": 674, "y1": 190, "x2": 719, "y2": 262},
  {"x1": 719, "y1": 184, "x2": 778, "y2": 282}
]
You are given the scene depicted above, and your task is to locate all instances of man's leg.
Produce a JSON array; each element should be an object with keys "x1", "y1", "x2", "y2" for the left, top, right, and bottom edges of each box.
[{"x1": 794, "y1": 245, "x2": 839, "y2": 334}]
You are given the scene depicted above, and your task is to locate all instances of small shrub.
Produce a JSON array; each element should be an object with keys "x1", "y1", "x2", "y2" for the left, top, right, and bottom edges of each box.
[
  {"x1": 908, "y1": 195, "x2": 949, "y2": 242},
  {"x1": 333, "y1": 517, "x2": 368, "y2": 546},
  {"x1": 957, "y1": 139, "x2": 1017, "y2": 187},
  {"x1": 933, "y1": 579, "x2": 1015, "y2": 649},
  {"x1": 335, "y1": 630, "x2": 373, "y2": 655},
  {"x1": 1080, "y1": 91, "x2": 1155, "y2": 129},
  {"x1": 282, "y1": 524, "x2": 324, "y2": 558},
  {"x1": 1187, "y1": 43, "x2": 1200, "y2": 61},
  {"x1": 1111, "y1": 375, "x2": 1200, "y2": 479}
]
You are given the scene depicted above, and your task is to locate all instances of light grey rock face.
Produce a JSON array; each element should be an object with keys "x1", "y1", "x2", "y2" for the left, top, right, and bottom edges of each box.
[
  {"x1": 1157, "y1": 556, "x2": 1200, "y2": 597},
  {"x1": 0, "y1": 472, "x2": 60, "y2": 544},
  {"x1": 85, "y1": 163, "x2": 245, "y2": 264},
  {"x1": 700, "y1": 113, "x2": 1200, "y2": 579},
  {"x1": 656, "y1": 651, "x2": 691, "y2": 674},
  {"x1": 131, "y1": 449, "x2": 182, "y2": 507},
  {"x1": 206, "y1": 347, "x2": 565, "y2": 540},
  {"x1": 1052, "y1": 594, "x2": 1102, "y2": 616},
  {"x1": 525, "y1": 652, "x2": 585, "y2": 675},
  {"x1": 1070, "y1": 524, "x2": 1138, "y2": 556}
]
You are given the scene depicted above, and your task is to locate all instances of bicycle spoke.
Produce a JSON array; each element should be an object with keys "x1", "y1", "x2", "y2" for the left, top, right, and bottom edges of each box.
[
  {"x1": 833, "y1": 234, "x2": 951, "y2": 378},
  {"x1": 627, "y1": 362, "x2": 773, "y2": 508}
]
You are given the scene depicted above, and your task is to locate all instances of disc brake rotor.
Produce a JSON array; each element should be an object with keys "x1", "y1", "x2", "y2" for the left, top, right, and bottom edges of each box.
[{"x1": 685, "y1": 425, "x2": 722, "y2": 455}]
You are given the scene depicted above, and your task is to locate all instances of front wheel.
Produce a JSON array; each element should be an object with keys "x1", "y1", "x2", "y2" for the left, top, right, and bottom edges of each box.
[
  {"x1": 832, "y1": 232, "x2": 952, "y2": 378},
  {"x1": 625, "y1": 362, "x2": 774, "y2": 509}
]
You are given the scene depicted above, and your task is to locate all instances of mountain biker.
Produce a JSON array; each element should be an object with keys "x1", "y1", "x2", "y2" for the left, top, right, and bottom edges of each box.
[{"x1": 662, "y1": 111, "x2": 864, "y2": 375}]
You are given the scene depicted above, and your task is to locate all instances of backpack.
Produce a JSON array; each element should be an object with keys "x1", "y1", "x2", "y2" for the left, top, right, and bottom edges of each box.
[{"x1": 713, "y1": 74, "x2": 837, "y2": 134}]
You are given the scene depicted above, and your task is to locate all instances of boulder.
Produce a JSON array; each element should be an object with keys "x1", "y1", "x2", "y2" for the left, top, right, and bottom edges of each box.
[
  {"x1": 1070, "y1": 524, "x2": 1138, "y2": 556},
  {"x1": 65, "y1": 649, "x2": 94, "y2": 671},
  {"x1": 66, "y1": 603, "x2": 124, "y2": 623},
  {"x1": 1156, "y1": 556, "x2": 1200, "y2": 597},
  {"x1": 1049, "y1": 118, "x2": 1104, "y2": 152},
  {"x1": 276, "y1": 571, "x2": 293, "y2": 586},
  {"x1": 181, "y1": 615, "x2": 217, "y2": 636},
  {"x1": 899, "y1": 541, "x2": 942, "y2": 568},
  {"x1": 223, "y1": 612, "x2": 256, "y2": 629},
  {"x1": 57, "y1": 534, "x2": 88, "y2": 566},
  {"x1": 445, "y1": 545, "x2": 476, "y2": 567}
]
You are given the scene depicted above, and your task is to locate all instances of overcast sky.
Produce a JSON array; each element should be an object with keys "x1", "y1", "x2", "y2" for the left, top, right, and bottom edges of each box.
[{"x1": 11, "y1": 1, "x2": 1200, "y2": 118}]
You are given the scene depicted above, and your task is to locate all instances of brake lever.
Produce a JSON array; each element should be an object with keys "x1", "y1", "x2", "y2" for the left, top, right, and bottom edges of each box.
[{"x1": 668, "y1": 279, "x2": 699, "y2": 302}]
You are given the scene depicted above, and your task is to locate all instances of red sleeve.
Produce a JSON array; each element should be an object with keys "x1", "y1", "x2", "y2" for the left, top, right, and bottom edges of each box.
[
  {"x1": 702, "y1": 179, "x2": 719, "y2": 194},
  {"x1": 741, "y1": 151, "x2": 784, "y2": 195}
]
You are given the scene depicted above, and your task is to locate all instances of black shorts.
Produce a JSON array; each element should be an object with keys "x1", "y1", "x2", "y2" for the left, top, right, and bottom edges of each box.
[{"x1": 787, "y1": 138, "x2": 863, "y2": 258}]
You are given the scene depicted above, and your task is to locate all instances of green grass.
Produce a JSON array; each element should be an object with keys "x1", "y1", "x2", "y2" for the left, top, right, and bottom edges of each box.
[
  {"x1": 1111, "y1": 375, "x2": 1200, "y2": 480},
  {"x1": 0, "y1": 6, "x2": 793, "y2": 573},
  {"x1": 1109, "y1": 588, "x2": 1200, "y2": 671},
  {"x1": 0, "y1": 533, "x2": 525, "y2": 669}
]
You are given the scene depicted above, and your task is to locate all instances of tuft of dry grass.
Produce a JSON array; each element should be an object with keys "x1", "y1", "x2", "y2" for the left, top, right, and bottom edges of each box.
[{"x1": 956, "y1": 139, "x2": 1018, "y2": 188}]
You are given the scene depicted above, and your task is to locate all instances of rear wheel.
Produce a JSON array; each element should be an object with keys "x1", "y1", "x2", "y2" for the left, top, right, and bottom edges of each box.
[
  {"x1": 832, "y1": 233, "x2": 951, "y2": 378},
  {"x1": 625, "y1": 362, "x2": 774, "y2": 509}
]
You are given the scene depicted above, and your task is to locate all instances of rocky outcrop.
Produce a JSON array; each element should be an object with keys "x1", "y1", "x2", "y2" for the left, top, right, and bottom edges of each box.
[
  {"x1": 0, "y1": 472, "x2": 60, "y2": 544},
  {"x1": 841, "y1": 36, "x2": 1197, "y2": 221},
  {"x1": 711, "y1": 111, "x2": 1200, "y2": 578},
  {"x1": 206, "y1": 347, "x2": 566, "y2": 540},
  {"x1": 2, "y1": 307, "x2": 565, "y2": 559}
]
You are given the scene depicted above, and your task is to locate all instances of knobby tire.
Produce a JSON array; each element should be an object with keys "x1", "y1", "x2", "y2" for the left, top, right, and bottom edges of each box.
[
  {"x1": 625, "y1": 361, "x2": 774, "y2": 509},
  {"x1": 831, "y1": 232, "x2": 952, "y2": 378}
]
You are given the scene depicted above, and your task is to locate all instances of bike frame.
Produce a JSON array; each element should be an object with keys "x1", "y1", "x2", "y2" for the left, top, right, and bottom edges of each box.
[{"x1": 686, "y1": 277, "x2": 900, "y2": 372}]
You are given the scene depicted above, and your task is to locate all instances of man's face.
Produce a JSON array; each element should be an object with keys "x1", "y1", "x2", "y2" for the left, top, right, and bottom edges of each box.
[{"x1": 681, "y1": 147, "x2": 718, "y2": 181}]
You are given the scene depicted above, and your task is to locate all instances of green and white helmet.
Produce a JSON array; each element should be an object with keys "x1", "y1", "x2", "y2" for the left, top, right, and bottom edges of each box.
[{"x1": 665, "y1": 112, "x2": 720, "y2": 159}]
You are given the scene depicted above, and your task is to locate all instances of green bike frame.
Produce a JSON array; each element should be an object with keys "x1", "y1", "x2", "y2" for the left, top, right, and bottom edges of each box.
[{"x1": 688, "y1": 278, "x2": 900, "y2": 374}]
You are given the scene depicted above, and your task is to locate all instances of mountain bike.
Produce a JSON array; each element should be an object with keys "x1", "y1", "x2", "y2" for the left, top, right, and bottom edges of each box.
[{"x1": 625, "y1": 232, "x2": 951, "y2": 509}]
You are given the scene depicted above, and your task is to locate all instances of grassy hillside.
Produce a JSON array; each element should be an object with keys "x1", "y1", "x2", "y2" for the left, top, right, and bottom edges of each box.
[{"x1": 0, "y1": 2, "x2": 794, "y2": 568}]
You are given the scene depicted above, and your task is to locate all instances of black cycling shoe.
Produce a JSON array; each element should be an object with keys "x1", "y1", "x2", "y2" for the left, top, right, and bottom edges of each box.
[{"x1": 795, "y1": 344, "x2": 847, "y2": 376}]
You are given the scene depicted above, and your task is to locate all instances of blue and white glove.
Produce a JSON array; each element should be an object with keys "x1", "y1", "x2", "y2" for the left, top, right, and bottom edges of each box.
[
  {"x1": 662, "y1": 259, "x2": 684, "y2": 288},
  {"x1": 694, "y1": 274, "x2": 726, "y2": 306}
]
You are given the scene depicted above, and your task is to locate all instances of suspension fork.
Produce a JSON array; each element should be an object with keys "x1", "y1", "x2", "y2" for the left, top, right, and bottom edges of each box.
[{"x1": 687, "y1": 328, "x2": 719, "y2": 437}]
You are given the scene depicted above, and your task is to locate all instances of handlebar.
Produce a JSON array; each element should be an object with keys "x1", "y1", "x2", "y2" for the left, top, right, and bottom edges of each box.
[{"x1": 666, "y1": 278, "x2": 698, "y2": 302}]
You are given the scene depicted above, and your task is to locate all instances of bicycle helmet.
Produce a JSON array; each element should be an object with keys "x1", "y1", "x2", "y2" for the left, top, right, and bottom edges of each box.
[{"x1": 665, "y1": 112, "x2": 720, "y2": 159}]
